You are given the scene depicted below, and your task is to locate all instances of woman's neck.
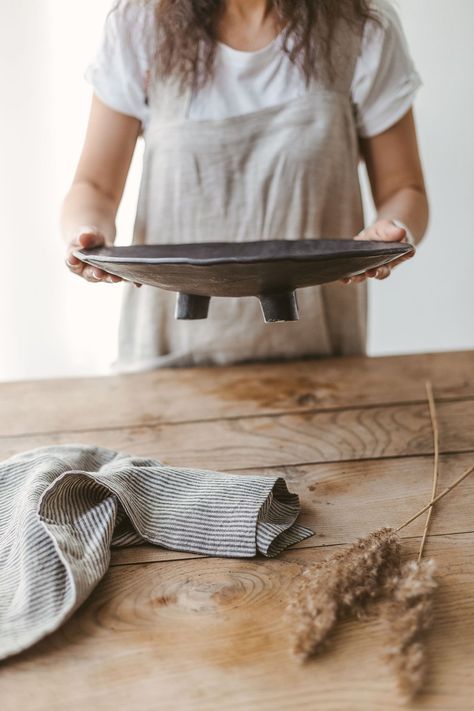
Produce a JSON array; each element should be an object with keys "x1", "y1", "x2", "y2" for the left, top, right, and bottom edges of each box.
[{"x1": 218, "y1": 0, "x2": 279, "y2": 51}]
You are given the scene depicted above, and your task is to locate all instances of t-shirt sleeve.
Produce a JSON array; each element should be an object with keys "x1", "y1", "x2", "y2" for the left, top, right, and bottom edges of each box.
[
  {"x1": 351, "y1": 0, "x2": 423, "y2": 138},
  {"x1": 84, "y1": 0, "x2": 154, "y2": 127}
]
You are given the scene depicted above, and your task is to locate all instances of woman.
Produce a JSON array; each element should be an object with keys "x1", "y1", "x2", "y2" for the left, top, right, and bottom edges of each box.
[{"x1": 61, "y1": 0, "x2": 429, "y2": 372}]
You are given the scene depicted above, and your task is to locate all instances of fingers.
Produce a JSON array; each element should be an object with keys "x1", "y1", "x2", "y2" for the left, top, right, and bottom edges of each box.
[
  {"x1": 341, "y1": 265, "x2": 392, "y2": 284},
  {"x1": 65, "y1": 258, "x2": 121, "y2": 283},
  {"x1": 64, "y1": 252, "x2": 139, "y2": 286},
  {"x1": 66, "y1": 228, "x2": 103, "y2": 264},
  {"x1": 373, "y1": 265, "x2": 391, "y2": 280},
  {"x1": 65, "y1": 252, "x2": 137, "y2": 285},
  {"x1": 82, "y1": 266, "x2": 123, "y2": 284},
  {"x1": 64, "y1": 226, "x2": 126, "y2": 284},
  {"x1": 64, "y1": 227, "x2": 143, "y2": 287},
  {"x1": 343, "y1": 218, "x2": 416, "y2": 284},
  {"x1": 65, "y1": 253, "x2": 83, "y2": 271}
]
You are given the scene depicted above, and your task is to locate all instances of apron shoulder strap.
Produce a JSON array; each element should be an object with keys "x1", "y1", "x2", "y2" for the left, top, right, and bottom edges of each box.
[
  {"x1": 310, "y1": 17, "x2": 365, "y2": 95},
  {"x1": 147, "y1": 70, "x2": 193, "y2": 125}
]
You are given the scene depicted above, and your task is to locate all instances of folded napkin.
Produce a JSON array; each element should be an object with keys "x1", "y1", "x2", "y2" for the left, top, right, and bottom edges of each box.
[{"x1": 0, "y1": 444, "x2": 313, "y2": 660}]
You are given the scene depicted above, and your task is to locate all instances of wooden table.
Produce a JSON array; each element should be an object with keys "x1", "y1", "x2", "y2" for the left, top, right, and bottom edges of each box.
[{"x1": 1, "y1": 351, "x2": 473, "y2": 710}]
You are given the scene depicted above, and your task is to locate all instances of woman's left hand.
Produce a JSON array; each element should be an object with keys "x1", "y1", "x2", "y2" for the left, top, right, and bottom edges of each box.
[{"x1": 340, "y1": 219, "x2": 415, "y2": 284}]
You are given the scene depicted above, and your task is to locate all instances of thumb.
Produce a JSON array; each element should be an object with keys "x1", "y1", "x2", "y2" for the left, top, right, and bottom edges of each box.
[
  {"x1": 383, "y1": 222, "x2": 406, "y2": 242},
  {"x1": 76, "y1": 228, "x2": 105, "y2": 249}
]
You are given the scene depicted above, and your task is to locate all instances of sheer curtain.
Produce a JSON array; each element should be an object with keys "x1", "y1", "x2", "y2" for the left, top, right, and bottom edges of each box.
[
  {"x1": 0, "y1": 0, "x2": 142, "y2": 382},
  {"x1": 1, "y1": 1, "x2": 473, "y2": 382}
]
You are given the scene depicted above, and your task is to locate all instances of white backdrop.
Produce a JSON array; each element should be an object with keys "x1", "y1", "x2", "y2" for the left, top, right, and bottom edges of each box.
[{"x1": 0, "y1": 0, "x2": 473, "y2": 382}]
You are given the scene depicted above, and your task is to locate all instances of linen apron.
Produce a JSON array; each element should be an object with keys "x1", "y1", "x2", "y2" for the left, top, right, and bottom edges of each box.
[{"x1": 111, "y1": 20, "x2": 368, "y2": 373}]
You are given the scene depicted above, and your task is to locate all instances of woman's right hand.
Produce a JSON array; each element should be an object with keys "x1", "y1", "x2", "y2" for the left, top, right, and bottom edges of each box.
[{"x1": 64, "y1": 229, "x2": 141, "y2": 287}]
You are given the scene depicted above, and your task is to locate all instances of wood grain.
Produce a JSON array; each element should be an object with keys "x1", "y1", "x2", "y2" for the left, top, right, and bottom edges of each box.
[
  {"x1": 1, "y1": 351, "x2": 473, "y2": 437},
  {"x1": 1, "y1": 399, "x2": 473, "y2": 470},
  {"x1": 2, "y1": 351, "x2": 473, "y2": 710},
  {"x1": 2, "y1": 534, "x2": 472, "y2": 711}
]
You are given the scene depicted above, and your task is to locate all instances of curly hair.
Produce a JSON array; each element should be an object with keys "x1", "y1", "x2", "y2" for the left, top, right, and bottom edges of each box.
[{"x1": 152, "y1": 0, "x2": 383, "y2": 89}]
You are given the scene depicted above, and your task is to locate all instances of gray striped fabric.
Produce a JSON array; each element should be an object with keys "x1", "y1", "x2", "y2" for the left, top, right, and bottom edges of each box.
[{"x1": 0, "y1": 443, "x2": 313, "y2": 660}]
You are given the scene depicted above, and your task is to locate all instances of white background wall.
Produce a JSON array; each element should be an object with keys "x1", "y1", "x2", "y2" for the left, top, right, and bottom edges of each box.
[{"x1": 0, "y1": 0, "x2": 472, "y2": 382}]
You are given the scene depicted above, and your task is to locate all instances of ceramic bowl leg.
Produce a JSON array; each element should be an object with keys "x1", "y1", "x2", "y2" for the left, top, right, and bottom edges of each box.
[
  {"x1": 258, "y1": 291, "x2": 299, "y2": 323},
  {"x1": 175, "y1": 293, "x2": 211, "y2": 320}
]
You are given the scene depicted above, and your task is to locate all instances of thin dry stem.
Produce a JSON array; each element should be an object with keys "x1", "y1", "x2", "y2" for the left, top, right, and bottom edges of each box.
[
  {"x1": 396, "y1": 463, "x2": 474, "y2": 532},
  {"x1": 418, "y1": 381, "x2": 440, "y2": 561}
]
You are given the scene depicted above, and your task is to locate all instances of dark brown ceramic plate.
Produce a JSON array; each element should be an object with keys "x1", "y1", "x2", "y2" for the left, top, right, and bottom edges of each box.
[{"x1": 74, "y1": 239, "x2": 413, "y2": 322}]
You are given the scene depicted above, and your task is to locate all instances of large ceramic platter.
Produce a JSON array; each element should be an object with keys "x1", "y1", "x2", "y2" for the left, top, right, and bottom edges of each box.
[{"x1": 74, "y1": 239, "x2": 413, "y2": 322}]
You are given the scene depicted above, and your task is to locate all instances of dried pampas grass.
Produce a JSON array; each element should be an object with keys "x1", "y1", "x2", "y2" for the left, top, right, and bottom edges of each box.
[
  {"x1": 288, "y1": 527, "x2": 400, "y2": 661},
  {"x1": 287, "y1": 529, "x2": 440, "y2": 699},
  {"x1": 287, "y1": 381, "x2": 474, "y2": 701},
  {"x1": 381, "y1": 558, "x2": 437, "y2": 700}
]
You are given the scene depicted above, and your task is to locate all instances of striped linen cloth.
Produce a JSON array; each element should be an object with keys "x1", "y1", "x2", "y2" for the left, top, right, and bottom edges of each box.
[{"x1": 0, "y1": 443, "x2": 313, "y2": 660}]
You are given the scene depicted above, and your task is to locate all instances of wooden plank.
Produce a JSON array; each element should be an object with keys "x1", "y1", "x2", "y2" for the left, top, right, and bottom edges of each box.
[
  {"x1": 1, "y1": 351, "x2": 473, "y2": 436},
  {"x1": 109, "y1": 452, "x2": 474, "y2": 566},
  {"x1": 1, "y1": 399, "x2": 473, "y2": 469},
  {"x1": 2, "y1": 534, "x2": 472, "y2": 711}
]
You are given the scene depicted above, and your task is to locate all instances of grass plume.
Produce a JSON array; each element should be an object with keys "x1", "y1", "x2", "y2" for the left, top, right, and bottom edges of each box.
[
  {"x1": 380, "y1": 558, "x2": 437, "y2": 700},
  {"x1": 287, "y1": 527, "x2": 400, "y2": 660}
]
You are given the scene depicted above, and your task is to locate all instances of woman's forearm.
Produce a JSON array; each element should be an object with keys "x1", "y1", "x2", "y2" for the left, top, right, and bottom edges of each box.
[
  {"x1": 375, "y1": 186, "x2": 429, "y2": 246},
  {"x1": 60, "y1": 181, "x2": 118, "y2": 245}
]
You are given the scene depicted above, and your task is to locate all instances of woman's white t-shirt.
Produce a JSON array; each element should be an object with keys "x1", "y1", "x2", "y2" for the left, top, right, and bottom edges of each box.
[{"x1": 85, "y1": 0, "x2": 422, "y2": 137}]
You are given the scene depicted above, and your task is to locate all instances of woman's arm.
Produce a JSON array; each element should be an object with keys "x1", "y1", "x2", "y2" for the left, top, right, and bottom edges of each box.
[
  {"x1": 344, "y1": 107, "x2": 429, "y2": 283},
  {"x1": 61, "y1": 94, "x2": 141, "y2": 283}
]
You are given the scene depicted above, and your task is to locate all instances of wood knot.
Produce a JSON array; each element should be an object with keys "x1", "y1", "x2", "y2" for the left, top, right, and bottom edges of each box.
[{"x1": 296, "y1": 392, "x2": 319, "y2": 407}]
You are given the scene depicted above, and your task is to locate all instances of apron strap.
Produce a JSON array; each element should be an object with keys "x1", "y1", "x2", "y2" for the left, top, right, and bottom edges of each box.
[
  {"x1": 147, "y1": 71, "x2": 193, "y2": 124},
  {"x1": 311, "y1": 18, "x2": 364, "y2": 95}
]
